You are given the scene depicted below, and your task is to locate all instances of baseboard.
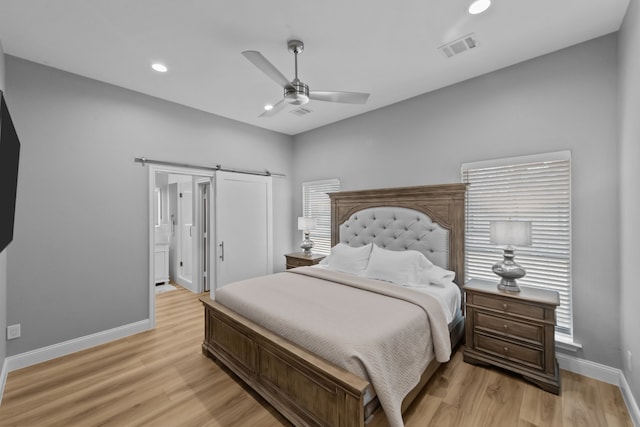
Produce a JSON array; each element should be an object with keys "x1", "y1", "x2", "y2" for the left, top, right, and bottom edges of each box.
[
  {"x1": 557, "y1": 352, "x2": 621, "y2": 385},
  {"x1": 558, "y1": 353, "x2": 640, "y2": 425},
  {"x1": 619, "y1": 373, "x2": 640, "y2": 427},
  {"x1": 0, "y1": 357, "x2": 8, "y2": 404},
  {"x1": 4, "y1": 319, "x2": 151, "y2": 373}
]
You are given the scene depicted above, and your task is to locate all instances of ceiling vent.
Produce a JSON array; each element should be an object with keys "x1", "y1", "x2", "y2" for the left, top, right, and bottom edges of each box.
[
  {"x1": 290, "y1": 107, "x2": 313, "y2": 116},
  {"x1": 438, "y1": 33, "x2": 478, "y2": 58}
]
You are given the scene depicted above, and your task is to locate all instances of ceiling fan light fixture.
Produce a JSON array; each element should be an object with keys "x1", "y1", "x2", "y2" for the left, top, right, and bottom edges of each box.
[
  {"x1": 284, "y1": 81, "x2": 310, "y2": 105},
  {"x1": 242, "y1": 40, "x2": 370, "y2": 117},
  {"x1": 468, "y1": 0, "x2": 491, "y2": 14}
]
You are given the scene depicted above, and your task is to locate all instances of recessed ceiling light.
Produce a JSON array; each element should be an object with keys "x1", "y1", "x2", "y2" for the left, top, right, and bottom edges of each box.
[
  {"x1": 468, "y1": 0, "x2": 491, "y2": 14},
  {"x1": 151, "y1": 63, "x2": 168, "y2": 73},
  {"x1": 264, "y1": 104, "x2": 274, "y2": 111}
]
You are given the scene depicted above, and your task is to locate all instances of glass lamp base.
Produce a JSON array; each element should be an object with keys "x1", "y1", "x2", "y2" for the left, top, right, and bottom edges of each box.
[
  {"x1": 492, "y1": 248, "x2": 526, "y2": 293},
  {"x1": 300, "y1": 232, "x2": 314, "y2": 256},
  {"x1": 497, "y1": 278, "x2": 521, "y2": 292}
]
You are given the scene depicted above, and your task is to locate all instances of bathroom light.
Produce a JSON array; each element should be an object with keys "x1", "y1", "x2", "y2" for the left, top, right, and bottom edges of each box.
[
  {"x1": 264, "y1": 104, "x2": 274, "y2": 111},
  {"x1": 468, "y1": 0, "x2": 491, "y2": 14},
  {"x1": 151, "y1": 63, "x2": 168, "y2": 73}
]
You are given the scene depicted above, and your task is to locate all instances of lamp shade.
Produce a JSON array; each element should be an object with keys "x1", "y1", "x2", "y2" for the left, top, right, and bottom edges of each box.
[
  {"x1": 298, "y1": 217, "x2": 317, "y2": 232},
  {"x1": 490, "y1": 221, "x2": 532, "y2": 246}
]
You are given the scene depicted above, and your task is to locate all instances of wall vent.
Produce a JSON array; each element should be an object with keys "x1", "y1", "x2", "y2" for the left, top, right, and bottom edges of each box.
[
  {"x1": 290, "y1": 107, "x2": 313, "y2": 116},
  {"x1": 438, "y1": 33, "x2": 478, "y2": 58}
]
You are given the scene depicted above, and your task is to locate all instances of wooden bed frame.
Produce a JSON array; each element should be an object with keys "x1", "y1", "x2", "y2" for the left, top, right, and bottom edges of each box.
[{"x1": 201, "y1": 183, "x2": 467, "y2": 427}]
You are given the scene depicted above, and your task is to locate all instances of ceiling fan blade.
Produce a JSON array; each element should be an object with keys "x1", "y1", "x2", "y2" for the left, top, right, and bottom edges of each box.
[
  {"x1": 258, "y1": 99, "x2": 286, "y2": 118},
  {"x1": 242, "y1": 50, "x2": 292, "y2": 89},
  {"x1": 309, "y1": 91, "x2": 370, "y2": 104}
]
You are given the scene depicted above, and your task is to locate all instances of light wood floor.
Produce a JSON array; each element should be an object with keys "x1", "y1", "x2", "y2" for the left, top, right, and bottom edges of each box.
[{"x1": 0, "y1": 285, "x2": 633, "y2": 427}]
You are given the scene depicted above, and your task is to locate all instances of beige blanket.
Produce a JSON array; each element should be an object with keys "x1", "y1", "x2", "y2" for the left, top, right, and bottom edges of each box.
[{"x1": 215, "y1": 267, "x2": 451, "y2": 427}]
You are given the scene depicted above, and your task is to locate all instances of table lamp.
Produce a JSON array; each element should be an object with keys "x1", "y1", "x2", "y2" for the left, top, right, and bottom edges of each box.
[
  {"x1": 298, "y1": 217, "x2": 317, "y2": 255},
  {"x1": 490, "y1": 220, "x2": 532, "y2": 292}
]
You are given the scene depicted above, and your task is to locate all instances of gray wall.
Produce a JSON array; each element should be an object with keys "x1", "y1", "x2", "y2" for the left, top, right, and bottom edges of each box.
[
  {"x1": 293, "y1": 35, "x2": 622, "y2": 368},
  {"x1": 5, "y1": 56, "x2": 294, "y2": 355},
  {"x1": 619, "y1": 0, "x2": 640, "y2": 404}
]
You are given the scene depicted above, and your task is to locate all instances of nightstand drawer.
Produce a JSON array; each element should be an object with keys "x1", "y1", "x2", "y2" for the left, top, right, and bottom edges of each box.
[
  {"x1": 475, "y1": 334, "x2": 544, "y2": 370},
  {"x1": 475, "y1": 311, "x2": 543, "y2": 345},
  {"x1": 470, "y1": 294, "x2": 546, "y2": 320},
  {"x1": 285, "y1": 252, "x2": 325, "y2": 269},
  {"x1": 287, "y1": 257, "x2": 307, "y2": 268}
]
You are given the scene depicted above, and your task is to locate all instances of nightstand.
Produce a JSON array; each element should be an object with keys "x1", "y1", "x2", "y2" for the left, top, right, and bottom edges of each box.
[
  {"x1": 463, "y1": 279, "x2": 561, "y2": 394},
  {"x1": 285, "y1": 252, "x2": 325, "y2": 269}
]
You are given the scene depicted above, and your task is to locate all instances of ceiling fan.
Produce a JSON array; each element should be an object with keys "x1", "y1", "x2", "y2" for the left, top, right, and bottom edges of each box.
[{"x1": 242, "y1": 40, "x2": 370, "y2": 118}]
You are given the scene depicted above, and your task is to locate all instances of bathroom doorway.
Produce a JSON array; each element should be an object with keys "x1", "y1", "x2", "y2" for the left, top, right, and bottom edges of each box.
[{"x1": 148, "y1": 164, "x2": 213, "y2": 328}]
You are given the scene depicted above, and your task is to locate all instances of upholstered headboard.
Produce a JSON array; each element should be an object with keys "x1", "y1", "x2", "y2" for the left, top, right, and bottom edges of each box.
[
  {"x1": 338, "y1": 207, "x2": 450, "y2": 269},
  {"x1": 329, "y1": 184, "x2": 467, "y2": 286}
]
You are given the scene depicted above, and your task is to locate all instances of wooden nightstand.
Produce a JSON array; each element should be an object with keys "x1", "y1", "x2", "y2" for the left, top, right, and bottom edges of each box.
[
  {"x1": 463, "y1": 279, "x2": 561, "y2": 394},
  {"x1": 285, "y1": 252, "x2": 325, "y2": 269}
]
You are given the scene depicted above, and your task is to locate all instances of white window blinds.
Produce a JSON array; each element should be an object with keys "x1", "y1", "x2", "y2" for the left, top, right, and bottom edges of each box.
[
  {"x1": 302, "y1": 178, "x2": 340, "y2": 255},
  {"x1": 462, "y1": 151, "x2": 573, "y2": 338}
]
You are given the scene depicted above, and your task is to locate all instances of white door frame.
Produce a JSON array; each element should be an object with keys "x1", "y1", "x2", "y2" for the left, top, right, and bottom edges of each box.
[
  {"x1": 147, "y1": 164, "x2": 213, "y2": 328},
  {"x1": 195, "y1": 177, "x2": 212, "y2": 292}
]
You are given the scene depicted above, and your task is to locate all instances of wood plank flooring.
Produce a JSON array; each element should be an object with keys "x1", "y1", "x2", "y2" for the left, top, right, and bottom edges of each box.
[{"x1": 0, "y1": 285, "x2": 633, "y2": 427}]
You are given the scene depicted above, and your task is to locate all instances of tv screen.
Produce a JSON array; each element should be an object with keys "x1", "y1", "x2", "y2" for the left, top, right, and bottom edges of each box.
[{"x1": 0, "y1": 90, "x2": 21, "y2": 253}]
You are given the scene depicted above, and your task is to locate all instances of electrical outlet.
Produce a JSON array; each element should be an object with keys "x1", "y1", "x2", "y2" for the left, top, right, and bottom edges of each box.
[
  {"x1": 7, "y1": 324, "x2": 21, "y2": 340},
  {"x1": 627, "y1": 350, "x2": 633, "y2": 373}
]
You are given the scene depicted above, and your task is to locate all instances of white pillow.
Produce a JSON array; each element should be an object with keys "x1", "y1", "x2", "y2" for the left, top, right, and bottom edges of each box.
[
  {"x1": 322, "y1": 243, "x2": 372, "y2": 275},
  {"x1": 418, "y1": 258, "x2": 456, "y2": 287},
  {"x1": 363, "y1": 245, "x2": 424, "y2": 286},
  {"x1": 363, "y1": 244, "x2": 456, "y2": 287}
]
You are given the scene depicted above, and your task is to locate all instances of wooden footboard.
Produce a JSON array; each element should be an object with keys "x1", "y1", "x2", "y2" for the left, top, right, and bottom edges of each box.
[
  {"x1": 201, "y1": 296, "x2": 370, "y2": 427},
  {"x1": 201, "y1": 296, "x2": 465, "y2": 427}
]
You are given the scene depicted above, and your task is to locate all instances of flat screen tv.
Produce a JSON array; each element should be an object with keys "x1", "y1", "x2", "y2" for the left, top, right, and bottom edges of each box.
[{"x1": 0, "y1": 90, "x2": 20, "y2": 253}]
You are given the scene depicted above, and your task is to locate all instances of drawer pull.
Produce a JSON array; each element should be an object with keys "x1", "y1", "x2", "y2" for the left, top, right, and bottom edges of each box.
[
  {"x1": 502, "y1": 303, "x2": 508, "y2": 310},
  {"x1": 503, "y1": 324, "x2": 508, "y2": 330},
  {"x1": 503, "y1": 346, "x2": 509, "y2": 353}
]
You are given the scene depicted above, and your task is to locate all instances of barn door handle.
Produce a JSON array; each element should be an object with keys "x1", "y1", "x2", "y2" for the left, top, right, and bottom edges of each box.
[{"x1": 219, "y1": 242, "x2": 224, "y2": 261}]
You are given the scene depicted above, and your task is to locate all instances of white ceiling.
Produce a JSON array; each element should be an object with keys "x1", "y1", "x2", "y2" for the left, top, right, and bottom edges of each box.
[{"x1": 0, "y1": 0, "x2": 630, "y2": 136}]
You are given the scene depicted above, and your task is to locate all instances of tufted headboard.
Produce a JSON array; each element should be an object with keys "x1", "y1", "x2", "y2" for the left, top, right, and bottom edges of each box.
[
  {"x1": 329, "y1": 184, "x2": 467, "y2": 286},
  {"x1": 338, "y1": 207, "x2": 450, "y2": 269}
]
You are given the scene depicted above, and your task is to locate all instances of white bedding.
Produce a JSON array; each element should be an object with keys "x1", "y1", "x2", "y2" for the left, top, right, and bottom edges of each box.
[
  {"x1": 404, "y1": 281, "x2": 461, "y2": 324},
  {"x1": 314, "y1": 263, "x2": 461, "y2": 324}
]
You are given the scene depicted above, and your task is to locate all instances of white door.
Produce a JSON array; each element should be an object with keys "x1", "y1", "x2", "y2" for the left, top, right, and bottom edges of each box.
[
  {"x1": 179, "y1": 180, "x2": 193, "y2": 288},
  {"x1": 168, "y1": 183, "x2": 178, "y2": 281},
  {"x1": 215, "y1": 171, "x2": 273, "y2": 294}
]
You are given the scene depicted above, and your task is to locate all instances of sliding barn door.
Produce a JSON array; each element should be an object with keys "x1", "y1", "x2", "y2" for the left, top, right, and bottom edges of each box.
[{"x1": 214, "y1": 171, "x2": 273, "y2": 295}]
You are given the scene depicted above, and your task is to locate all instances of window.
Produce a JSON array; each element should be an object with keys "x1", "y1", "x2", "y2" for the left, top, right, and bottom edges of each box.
[
  {"x1": 462, "y1": 151, "x2": 573, "y2": 339},
  {"x1": 302, "y1": 179, "x2": 340, "y2": 255}
]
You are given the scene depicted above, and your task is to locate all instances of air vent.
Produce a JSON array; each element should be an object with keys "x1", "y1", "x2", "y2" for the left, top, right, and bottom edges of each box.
[
  {"x1": 438, "y1": 33, "x2": 478, "y2": 58},
  {"x1": 290, "y1": 107, "x2": 313, "y2": 116}
]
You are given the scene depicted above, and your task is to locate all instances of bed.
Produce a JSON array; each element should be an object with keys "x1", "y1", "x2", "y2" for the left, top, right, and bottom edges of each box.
[{"x1": 200, "y1": 183, "x2": 466, "y2": 427}]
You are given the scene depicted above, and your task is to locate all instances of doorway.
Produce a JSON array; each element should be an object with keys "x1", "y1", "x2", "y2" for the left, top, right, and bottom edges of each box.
[
  {"x1": 148, "y1": 164, "x2": 213, "y2": 328},
  {"x1": 165, "y1": 175, "x2": 197, "y2": 291},
  {"x1": 147, "y1": 166, "x2": 273, "y2": 328}
]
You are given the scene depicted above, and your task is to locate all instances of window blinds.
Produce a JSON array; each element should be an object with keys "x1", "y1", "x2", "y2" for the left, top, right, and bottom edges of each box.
[
  {"x1": 302, "y1": 178, "x2": 340, "y2": 255},
  {"x1": 462, "y1": 151, "x2": 572, "y2": 337}
]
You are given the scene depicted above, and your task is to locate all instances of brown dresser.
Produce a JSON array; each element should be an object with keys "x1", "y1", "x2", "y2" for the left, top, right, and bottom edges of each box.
[
  {"x1": 285, "y1": 252, "x2": 325, "y2": 269},
  {"x1": 463, "y1": 279, "x2": 560, "y2": 394}
]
